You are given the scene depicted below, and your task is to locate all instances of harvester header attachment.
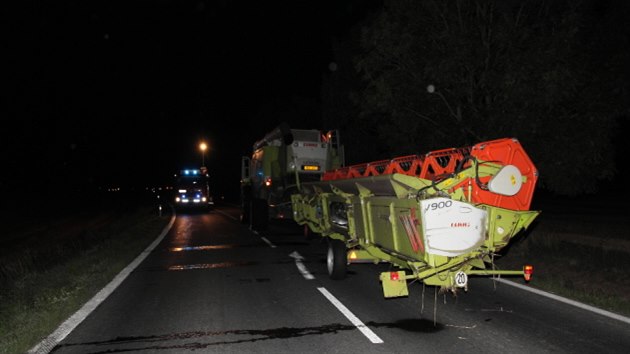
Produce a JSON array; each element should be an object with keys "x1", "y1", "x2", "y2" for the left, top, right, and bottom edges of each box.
[
  {"x1": 322, "y1": 138, "x2": 537, "y2": 211},
  {"x1": 291, "y1": 138, "x2": 540, "y2": 297}
]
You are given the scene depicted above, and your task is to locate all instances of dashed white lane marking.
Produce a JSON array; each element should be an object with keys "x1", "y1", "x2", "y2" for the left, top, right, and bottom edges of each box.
[
  {"x1": 317, "y1": 287, "x2": 384, "y2": 344},
  {"x1": 244, "y1": 217, "x2": 378, "y2": 343},
  {"x1": 247, "y1": 229, "x2": 275, "y2": 248},
  {"x1": 289, "y1": 251, "x2": 314, "y2": 280},
  {"x1": 260, "y1": 236, "x2": 277, "y2": 248},
  {"x1": 213, "y1": 208, "x2": 238, "y2": 221},
  {"x1": 495, "y1": 278, "x2": 630, "y2": 325},
  {"x1": 29, "y1": 214, "x2": 177, "y2": 354}
]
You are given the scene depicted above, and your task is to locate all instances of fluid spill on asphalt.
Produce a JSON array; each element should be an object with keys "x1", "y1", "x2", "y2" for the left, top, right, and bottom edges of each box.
[
  {"x1": 52, "y1": 323, "x2": 355, "y2": 353},
  {"x1": 167, "y1": 243, "x2": 269, "y2": 252},
  {"x1": 52, "y1": 319, "x2": 444, "y2": 353},
  {"x1": 169, "y1": 245, "x2": 236, "y2": 252},
  {"x1": 168, "y1": 261, "x2": 257, "y2": 271}
]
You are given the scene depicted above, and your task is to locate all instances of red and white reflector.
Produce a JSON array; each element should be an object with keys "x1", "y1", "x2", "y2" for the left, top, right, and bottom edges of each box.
[
  {"x1": 390, "y1": 271, "x2": 400, "y2": 281},
  {"x1": 523, "y1": 264, "x2": 534, "y2": 281}
]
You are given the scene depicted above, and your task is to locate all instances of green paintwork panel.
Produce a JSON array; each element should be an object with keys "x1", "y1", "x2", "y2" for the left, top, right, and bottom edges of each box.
[{"x1": 380, "y1": 271, "x2": 409, "y2": 298}]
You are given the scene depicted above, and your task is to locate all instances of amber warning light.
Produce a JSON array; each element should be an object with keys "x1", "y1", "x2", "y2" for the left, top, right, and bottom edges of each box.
[
  {"x1": 302, "y1": 165, "x2": 320, "y2": 171},
  {"x1": 524, "y1": 264, "x2": 534, "y2": 281}
]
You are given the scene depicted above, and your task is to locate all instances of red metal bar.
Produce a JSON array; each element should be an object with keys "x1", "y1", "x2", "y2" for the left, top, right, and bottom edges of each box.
[{"x1": 321, "y1": 138, "x2": 537, "y2": 211}]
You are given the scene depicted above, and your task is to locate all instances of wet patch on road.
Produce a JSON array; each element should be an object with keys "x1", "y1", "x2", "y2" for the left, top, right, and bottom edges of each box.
[
  {"x1": 54, "y1": 319, "x2": 446, "y2": 352},
  {"x1": 53, "y1": 323, "x2": 361, "y2": 352},
  {"x1": 168, "y1": 261, "x2": 258, "y2": 271}
]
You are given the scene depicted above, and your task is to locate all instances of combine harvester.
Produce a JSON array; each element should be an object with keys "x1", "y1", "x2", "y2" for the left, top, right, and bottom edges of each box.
[{"x1": 291, "y1": 138, "x2": 540, "y2": 298}]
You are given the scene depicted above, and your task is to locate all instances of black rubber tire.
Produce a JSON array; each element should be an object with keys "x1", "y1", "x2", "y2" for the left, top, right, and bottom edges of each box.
[{"x1": 327, "y1": 239, "x2": 347, "y2": 280}]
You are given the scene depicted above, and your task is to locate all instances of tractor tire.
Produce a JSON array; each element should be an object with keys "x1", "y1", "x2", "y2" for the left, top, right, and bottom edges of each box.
[{"x1": 327, "y1": 238, "x2": 347, "y2": 280}]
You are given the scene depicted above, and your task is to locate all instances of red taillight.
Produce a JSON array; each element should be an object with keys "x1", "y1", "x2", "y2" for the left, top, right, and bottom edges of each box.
[
  {"x1": 524, "y1": 264, "x2": 534, "y2": 281},
  {"x1": 390, "y1": 272, "x2": 399, "y2": 281}
]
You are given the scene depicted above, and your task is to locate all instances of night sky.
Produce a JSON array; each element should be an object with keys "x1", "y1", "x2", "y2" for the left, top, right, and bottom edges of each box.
[
  {"x1": 5, "y1": 1, "x2": 629, "y2": 205},
  {"x1": 5, "y1": 1, "x2": 374, "y2": 202}
]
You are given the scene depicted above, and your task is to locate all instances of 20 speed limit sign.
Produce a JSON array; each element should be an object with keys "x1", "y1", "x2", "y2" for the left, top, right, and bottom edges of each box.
[{"x1": 454, "y1": 271, "x2": 468, "y2": 288}]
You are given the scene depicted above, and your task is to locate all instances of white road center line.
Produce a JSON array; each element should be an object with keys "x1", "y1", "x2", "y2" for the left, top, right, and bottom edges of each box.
[
  {"x1": 317, "y1": 287, "x2": 384, "y2": 344},
  {"x1": 261, "y1": 236, "x2": 277, "y2": 248},
  {"x1": 289, "y1": 251, "x2": 314, "y2": 280}
]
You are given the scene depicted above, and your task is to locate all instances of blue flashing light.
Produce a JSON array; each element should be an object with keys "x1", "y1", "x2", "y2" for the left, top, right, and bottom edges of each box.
[{"x1": 182, "y1": 169, "x2": 200, "y2": 175}]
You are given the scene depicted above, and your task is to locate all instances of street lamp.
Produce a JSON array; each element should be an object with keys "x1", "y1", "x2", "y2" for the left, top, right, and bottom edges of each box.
[{"x1": 199, "y1": 142, "x2": 207, "y2": 168}]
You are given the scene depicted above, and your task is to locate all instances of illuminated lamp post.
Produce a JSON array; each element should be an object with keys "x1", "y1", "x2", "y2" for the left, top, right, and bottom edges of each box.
[{"x1": 199, "y1": 142, "x2": 207, "y2": 168}]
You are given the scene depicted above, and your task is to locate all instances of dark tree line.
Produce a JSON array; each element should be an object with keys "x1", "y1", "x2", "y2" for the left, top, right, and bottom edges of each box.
[{"x1": 321, "y1": 0, "x2": 629, "y2": 196}]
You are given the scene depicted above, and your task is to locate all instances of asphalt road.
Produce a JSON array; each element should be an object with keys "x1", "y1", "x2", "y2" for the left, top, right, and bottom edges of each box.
[{"x1": 43, "y1": 205, "x2": 630, "y2": 354}]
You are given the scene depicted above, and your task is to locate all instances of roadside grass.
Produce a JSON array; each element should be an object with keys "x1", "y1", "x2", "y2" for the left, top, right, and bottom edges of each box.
[
  {"x1": 0, "y1": 204, "x2": 172, "y2": 354},
  {"x1": 495, "y1": 223, "x2": 630, "y2": 318}
]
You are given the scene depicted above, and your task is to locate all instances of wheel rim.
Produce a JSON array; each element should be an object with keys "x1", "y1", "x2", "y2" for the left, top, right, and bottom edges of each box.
[{"x1": 327, "y1": 244, "x2": 334, "y2": 275}]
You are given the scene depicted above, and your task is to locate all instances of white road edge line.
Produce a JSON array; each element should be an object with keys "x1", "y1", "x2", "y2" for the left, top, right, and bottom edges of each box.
[
  {"x1": 28, "y1": 214, "x2": 177, "y2": 354},
  {"x1": 495, "y1": 278, "x2": 630, "y2": 325},
  {"x1": 261, "y1": 236, "x2": 277, "y2": 248},
  {"x1": 317, "y1": 287, "x2": 384, "y2": 344}
]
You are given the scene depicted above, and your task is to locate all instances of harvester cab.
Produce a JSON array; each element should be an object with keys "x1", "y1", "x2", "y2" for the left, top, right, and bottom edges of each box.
[{"x1": 241, "y1": 123, "x2": 344, "y2": 230}]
